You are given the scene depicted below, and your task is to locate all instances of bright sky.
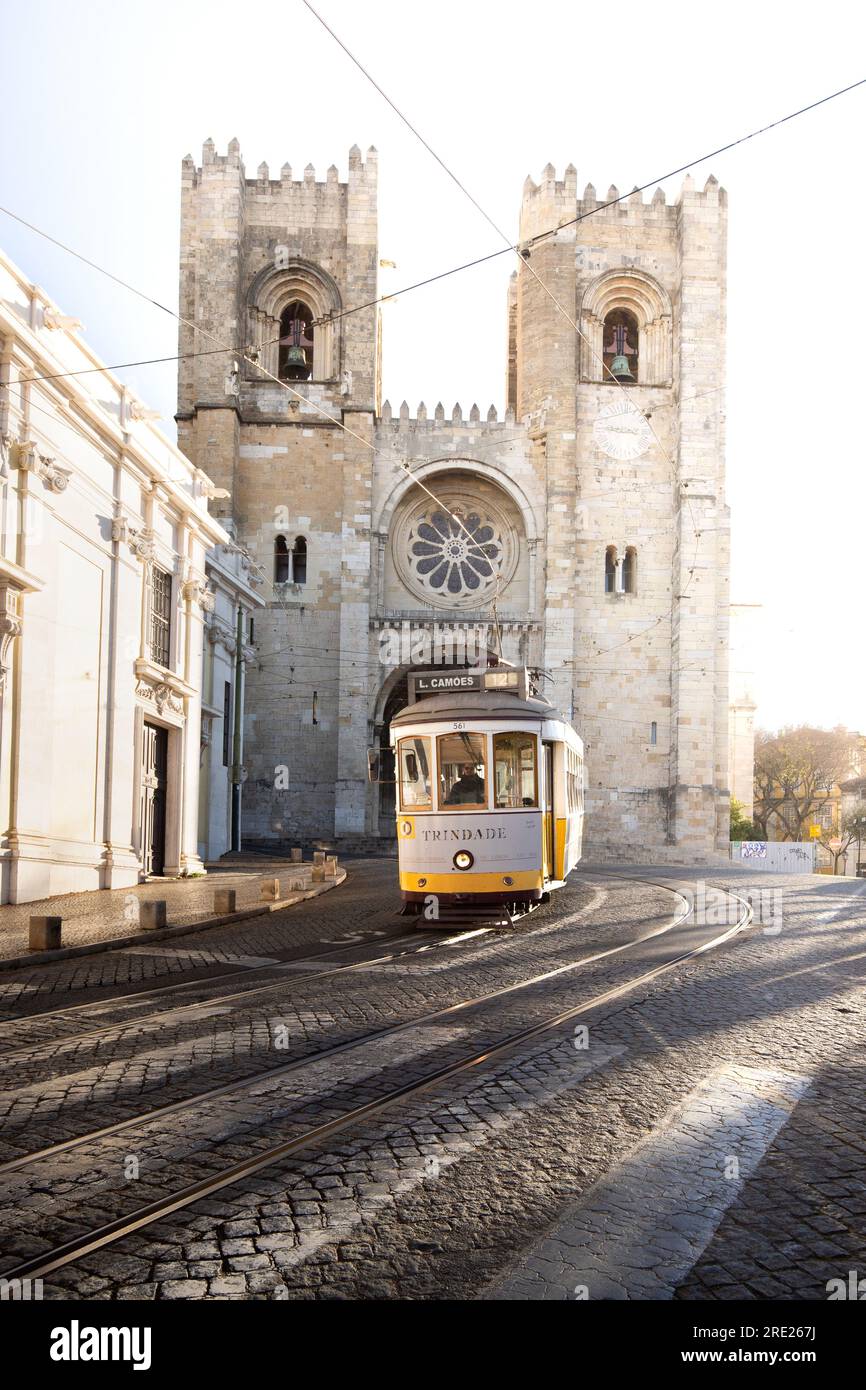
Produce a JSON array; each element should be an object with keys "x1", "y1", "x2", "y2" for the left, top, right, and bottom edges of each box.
[{"x1": 2, "y1": 0, "x2": 864, "y2": 733}]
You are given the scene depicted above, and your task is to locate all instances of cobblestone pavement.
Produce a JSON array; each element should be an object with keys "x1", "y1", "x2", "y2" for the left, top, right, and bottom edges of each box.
[
  {"x1": 0, "y1": 856, "x2": 339, "y2": 961},
  {"x1": 0, "y1": 862, "x2": 863, "y2": 1301}
]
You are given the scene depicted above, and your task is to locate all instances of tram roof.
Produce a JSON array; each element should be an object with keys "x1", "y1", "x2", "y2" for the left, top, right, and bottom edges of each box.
[{"x1": 391, "y1": 692, "x2": 567, "y2": 726}]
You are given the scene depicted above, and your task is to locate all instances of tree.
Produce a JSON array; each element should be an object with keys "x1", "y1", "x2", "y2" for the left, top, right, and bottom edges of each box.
[
  {"x1": 817, "y1": 810, "x2": 866, "y2": 876},
  {"x1": 753, "y1": 726, "x2": 859, "y2": 841},
  {"x1": 730, "y1": 797, "x2": 757, "y2": 841}
]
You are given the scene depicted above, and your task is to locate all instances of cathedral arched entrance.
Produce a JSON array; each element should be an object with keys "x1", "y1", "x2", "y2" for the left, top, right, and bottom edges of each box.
[{"x1": 371, "y1": 651, "x2": 500, "y2": 837}]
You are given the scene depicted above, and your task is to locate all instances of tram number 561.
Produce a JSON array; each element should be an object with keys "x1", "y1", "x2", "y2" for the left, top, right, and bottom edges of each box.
[{"x1": 452, "y1": 721, "x2": 466, "y2": 730}]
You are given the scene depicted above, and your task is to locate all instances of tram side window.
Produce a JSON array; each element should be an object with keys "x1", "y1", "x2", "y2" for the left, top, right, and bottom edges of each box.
[
  {"x1": 565, "y1": 747, "x2": 584, "y2": 814},
  {"x1": 438, "y1": 733, "x2": 487, "y2": 808},
  {"x1": 493, "y1": 732, "x2": 537, "y2": 808},
  {"x1": 398, "y1": 737, "x2": 432, "y2": 810}
]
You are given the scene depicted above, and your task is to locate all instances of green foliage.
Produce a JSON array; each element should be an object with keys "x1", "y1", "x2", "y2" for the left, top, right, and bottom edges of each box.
[{"x1": 730, "y1": 797, "x2": 758, "y2": 841}]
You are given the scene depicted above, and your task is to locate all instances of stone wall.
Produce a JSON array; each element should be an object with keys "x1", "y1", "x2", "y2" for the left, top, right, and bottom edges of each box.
[{"x1": 175, "y1": 143, "x2": 731, "y2": 858}]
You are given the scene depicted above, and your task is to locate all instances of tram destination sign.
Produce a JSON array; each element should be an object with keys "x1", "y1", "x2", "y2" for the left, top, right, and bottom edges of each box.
[
  {"x1": 409, "y1": 670, "x2": 483, "y2": 700},
  {"x1": 408, "y1": 667, "x2": 528, "y2": 702}
]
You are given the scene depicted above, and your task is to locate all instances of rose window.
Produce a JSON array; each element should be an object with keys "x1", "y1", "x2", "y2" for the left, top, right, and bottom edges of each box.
[{"x1": 408, "y1": 510, "x2": 503, "y2": 598}]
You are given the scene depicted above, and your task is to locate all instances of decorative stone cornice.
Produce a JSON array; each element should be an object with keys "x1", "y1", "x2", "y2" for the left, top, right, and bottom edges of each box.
[
  {"x1": 134, "y1": 678, "x2": 185, "y2": 717},
  {"x1": 42, "y1": 306, "x2": 84, "y2": 333},
  {"x1": 133, "y1": 658, "x2": 196, "y2": 725},
  {"x1": 9, "y1": 440, "x2": 72, "y2": 493},
  {"x1": 112, "y1": 516, "x2": 155, "y2": 562},
  {"x1": 119, "y1": 387, "x2": 161, "y2": 430}
]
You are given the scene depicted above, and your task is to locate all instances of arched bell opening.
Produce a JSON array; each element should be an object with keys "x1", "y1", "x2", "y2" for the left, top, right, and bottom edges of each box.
[
  {"x1": 278, "y1": 301, "x2": 315, "y2": 381},
  {"x1": 602, "y1": 308, "x2": 639, "y2": 383}
]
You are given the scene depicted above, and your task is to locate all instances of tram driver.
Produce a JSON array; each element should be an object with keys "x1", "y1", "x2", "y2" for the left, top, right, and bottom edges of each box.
[{"x1": 445, "y1": 762, "x2": 486, "y2": 806}]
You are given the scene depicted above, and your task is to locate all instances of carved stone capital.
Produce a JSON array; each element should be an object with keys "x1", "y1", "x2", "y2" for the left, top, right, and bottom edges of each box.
[
  {"x1": 207, "y1": 620, "x2": 237, "y2": 656},
  {"x1": 9, "y1": 440, "x2": 71, "y2": 491},
  {"x1": 182, "y1": 578, "x2": 216, "y2": 611},
  {"x1": 113, "y1": 516, "x2": 155, "y2": 562}
]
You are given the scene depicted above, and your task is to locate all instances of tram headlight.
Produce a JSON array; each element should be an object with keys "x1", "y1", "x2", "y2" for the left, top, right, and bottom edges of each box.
[{"x1": 453, "y1": 850, "x2": 474, "y2": 871}]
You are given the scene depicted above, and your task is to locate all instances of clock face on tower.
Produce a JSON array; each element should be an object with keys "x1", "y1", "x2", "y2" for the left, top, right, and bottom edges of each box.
[{"x1": 593, "y1": 398, "x2": 653, "y2": 461}]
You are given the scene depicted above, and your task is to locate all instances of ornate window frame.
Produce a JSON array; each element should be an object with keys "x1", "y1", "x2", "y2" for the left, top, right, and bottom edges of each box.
[
  {"x1": 392, "y1": 478, "x2": 520, "y2": 612},
  {"x1": 580, "y1": 269, "x2": 673, "y2": 386},
  {"x1": 245, "y1": 258, "x2": 342, "y2": 382}
]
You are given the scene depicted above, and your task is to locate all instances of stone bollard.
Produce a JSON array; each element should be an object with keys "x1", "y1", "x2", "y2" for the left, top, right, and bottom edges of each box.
[
  {"x1": 29, "y1": 916, "x2": 62, "y2": 951},
  {"x1": 140, "y1": 900, "x2": 167, "y2": 930},
  {"x1": 214, "y1": 888, "x2": 237, "y2": 915},
  {"x1": 291, "y1": 847, "x2": 303, "y2": 863},
  {"x1": 325, "y1": 855, "x2": 338, "y2": 879},
  {"x1": 259, "y1": 878, "x2": 280, "y2": 902},
  {"x1": 313, "y1": 851, "x2": 325, "y2": 866},
  {"x1": 311, "y1": 861, "x2": 325, "y2": 884},
  {"x1": 290, "y1": 879, "x2": 304, "y2": 893}
]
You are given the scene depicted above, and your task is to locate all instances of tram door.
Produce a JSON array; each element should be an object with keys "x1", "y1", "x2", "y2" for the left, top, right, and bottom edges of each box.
[{"x1": 542, "y1": 741, "x2": 555, "y2": 880}]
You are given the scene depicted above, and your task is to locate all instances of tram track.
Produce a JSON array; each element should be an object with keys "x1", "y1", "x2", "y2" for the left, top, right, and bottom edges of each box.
[
  {"x1": 0, "y1": 925, "x2": 494, "y2": 1063},
  {"x1": 0, "y1": 881, "x2": 752, "y2": 1283},
  {"x1": 0, "y1": 886, "x2": 672, "y2": 1176}
]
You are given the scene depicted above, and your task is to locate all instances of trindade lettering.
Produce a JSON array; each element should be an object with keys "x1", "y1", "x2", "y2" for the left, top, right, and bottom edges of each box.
[{"x1": 423, "y1": 827, "x2": 507, "y2": 841}]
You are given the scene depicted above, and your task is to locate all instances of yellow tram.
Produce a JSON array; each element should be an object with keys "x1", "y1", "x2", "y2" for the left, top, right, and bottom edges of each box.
[{"x1": 380, "y1": 667, "x2": 584, "y2": 916}]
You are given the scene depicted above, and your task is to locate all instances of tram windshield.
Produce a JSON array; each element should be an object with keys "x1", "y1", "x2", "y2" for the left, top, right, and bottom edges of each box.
[
  {"x1": 438, "y1": 733, "x2": 487, "y2": 808},
  {"x1": 493, "y1": 732, "x2": 538, "y2": 808},
  {"x1": 398, "y1": 736, "x2": 433, "y2": 810}
]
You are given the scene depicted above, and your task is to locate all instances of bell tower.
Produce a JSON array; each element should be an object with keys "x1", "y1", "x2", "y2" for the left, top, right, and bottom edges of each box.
[
  {"x1": 176, "y1": 139, "x2": 379, "y2": 842},
  {"x1": 511, "y1": 167, "x2": 731, "y2": 858}
]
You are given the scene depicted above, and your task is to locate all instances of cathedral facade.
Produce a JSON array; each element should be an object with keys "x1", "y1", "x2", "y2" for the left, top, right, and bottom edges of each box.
[{"x1": 176, "y1": 140, "x2": 731, "y2": 860}]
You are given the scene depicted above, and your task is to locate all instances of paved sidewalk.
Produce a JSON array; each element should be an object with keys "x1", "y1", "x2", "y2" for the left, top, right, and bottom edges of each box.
[{"x1": 0, "y1": 857, "x2": 345, "y2": 966}]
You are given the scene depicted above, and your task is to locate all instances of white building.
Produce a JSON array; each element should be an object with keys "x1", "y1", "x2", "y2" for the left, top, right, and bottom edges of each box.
[
  {"x1": 198, "y1": 529, "x2": 263, "y2": 863},
  {"x1": 0, "y1": 246, "x2": 257, "y2": 903}
]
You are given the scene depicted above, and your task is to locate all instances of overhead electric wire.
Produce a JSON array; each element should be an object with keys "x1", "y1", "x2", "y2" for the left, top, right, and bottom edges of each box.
[
  {"x1": 3, "y1": 56, "x2": 863, "y2": 669},
  {"x1": 301, "y1": 0, "x2": 711, "y2": 656},
  {"x1": 4, "y1": 74, "x2": 862, "y2": 409}
]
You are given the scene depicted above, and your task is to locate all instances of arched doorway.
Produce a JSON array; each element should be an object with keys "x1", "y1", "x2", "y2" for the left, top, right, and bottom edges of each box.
[
  {"x1": 377, "y1": 673, "x2": 408, "y2": 831},
  {"x1": 372, "y1": 650, "x2": 504, "y2": 837}
]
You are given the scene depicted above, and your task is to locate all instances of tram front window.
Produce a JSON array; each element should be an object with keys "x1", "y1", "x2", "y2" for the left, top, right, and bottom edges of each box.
[
  {"x1": 493, "y1": 731, "x2": 538, "y2": 808},
  {"x1": 398, "y1": 737, "x2": 432, "y2": 810},
  {"x1": 438, "y1": 733, "x2": 487, "y2": 808}
]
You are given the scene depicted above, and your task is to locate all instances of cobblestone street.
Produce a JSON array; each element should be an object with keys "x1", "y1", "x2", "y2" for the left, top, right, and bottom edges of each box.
[{"x1": 0, "y1": 859, "x2": 863, "y2": 1303}]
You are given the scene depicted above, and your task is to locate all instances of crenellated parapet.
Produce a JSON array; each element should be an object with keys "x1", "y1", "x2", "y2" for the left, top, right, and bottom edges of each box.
[
  {"x1": 182, "y1": 139, "x2": 377, "y2": 193},
  {"x1": 518, "y1": 163, "x2": 725, "y2": 242},
  {"x1": 377, "y1": 400, "x2": 516, "y2": 431}
]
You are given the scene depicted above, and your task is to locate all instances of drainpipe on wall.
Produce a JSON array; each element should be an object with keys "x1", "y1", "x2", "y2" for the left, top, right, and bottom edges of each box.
[{"x1": 230, "y1": 603, "x2": 244, "y2": 852}]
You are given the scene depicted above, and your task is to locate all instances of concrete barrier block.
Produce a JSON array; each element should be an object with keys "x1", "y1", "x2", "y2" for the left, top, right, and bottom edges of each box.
[
  {"x1": 259, "y1": 878, "x2": 280, "y2": 901},
  {"x1": 214, "y1": 888, "x2": 237, "y2": 914},
  {"x1": 313, "y1": 851, "x2": 325, "y2": 867},
  {"x1": 290, "y1": 847, "x2": 303, "y2": 863},
  {"x1": 140, "y1": 901, "x2": 167, "y2": 930},
  {"x1": 29, "y1": 916, "x2": 62, "y2": 951},
  {"x1": 290, "y1": 878, "x2": 304, "y2": 892},
  {"x1": 312, "y1": 864, "x2": 325, "y2": 883},
  {"x1": 325, "y1": 855, "x2": 338, "y2": 878}
]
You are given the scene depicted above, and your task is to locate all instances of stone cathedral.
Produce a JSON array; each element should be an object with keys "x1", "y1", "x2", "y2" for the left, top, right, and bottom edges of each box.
[{"x1": 176, "y1": 139, "x2": 731, "y2": 861}]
